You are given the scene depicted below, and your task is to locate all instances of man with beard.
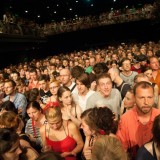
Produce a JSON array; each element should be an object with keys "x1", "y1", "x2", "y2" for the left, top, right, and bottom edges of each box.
[{"x1": 116, "y1": 81, "x2": 160, "y2": 160}]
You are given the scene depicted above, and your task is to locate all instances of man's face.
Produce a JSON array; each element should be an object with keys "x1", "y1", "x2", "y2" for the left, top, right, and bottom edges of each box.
[
  {"x1": 39, "y1": 80, "x2": 48, "y2": 90},
  {"x1": 59, "y1": 69, "x2": 71, "y2": 85},
  {"x1": 76, "y1": 80, "x2": 88, "y2": 95},
  {"x1": 98, "y1": 77, "x2": 112, "y2": 97},
  {"x1": 122, "y1": 60, "x2": 131, "y2": 72},
  {"x1": 4, "y1": 82, "x2": 14, "y2": 95},
  {"x1": 135, "y1": 86, "x2": 154, "y2": 114},
  {"x1": 149, "y1": 57, "x2": 159, "y2": 70}
]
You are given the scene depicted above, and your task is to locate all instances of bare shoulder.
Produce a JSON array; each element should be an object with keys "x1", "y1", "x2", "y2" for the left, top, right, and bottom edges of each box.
[{"x1": 144, "y1": 141, "x2": 153, "y2": 156}]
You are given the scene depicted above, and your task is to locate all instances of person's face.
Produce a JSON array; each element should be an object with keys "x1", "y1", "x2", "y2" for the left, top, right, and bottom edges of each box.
[
  {"x1": 85, "y1": 60, "x2": 90, "y2": 67},
  {"x1": 27, "y1": 107, "x2": 41, "y2": 121},
  {"x1": 12, "y1": 73, "x2": 19, "y2": 81},
  {"x1": 124, "y1": 92, "x2": 135, "y2": 109},
  {"x1": 30, "y1": 72, "x2": 37, "y2": 81},
  {"x1": 98, "y1": 77, "x2": 112, "y2": 97},
  {"x1": 76, "y1": 80, "x2": 88, "y2": 95},
  {"x1": 63, "y1": 60, "x2": 68, "y2": 67},
  {"x1": 39, "y1": 80, "x2": 48, "y2": 90},
  {"x1": 59, "y1": 70, "x2": 71, "y2": 85},
  {"x1": 144, "y1": 70, "x2": 153, "y2": 79},
  {"x1": 81, "y1": 118, "x2": 94, "y2": 136},
  {"x1": 122, "y1": 60, "x2": 131, "y2": 72},
  {"x1": 4, "y1": 82, "x2": 15, "y2": 95},
  {"x1": 49, "y1": 82, "x2": 59, "y2": 95},
  {"x1": 149, "y1": 58, "x2": 159, "y2": 70},
  {"x1": 47, "y1": 117, "x2": 62, "y2": 130},
  {"x1": 59, "y1": 90, "x2": 72, "y2": 106},
  {"x1": 135, "y1": 87, "x2": 154, "y2": 114},
  {"x1": 2, "y1": 140, "x2": 22, "y2": 160}
]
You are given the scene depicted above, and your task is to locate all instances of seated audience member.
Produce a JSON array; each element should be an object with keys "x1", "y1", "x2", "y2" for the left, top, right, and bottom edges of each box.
[
  {"x1": 92, "y1": 136, "x2": 129, "y2": 160},
  {"x1": 25, "y1": 101, "x2": 47, "y2": 151},
  {"x1": 136, "y1": 114, "x2": 160, "y2": 160},
  {"x1": 120, "y1": 88, "x2": 135, "y2": 115},
  {"x1": 39, "y1": 103, "x2": 84, "y2": 160},
  {"x1": 57, "y1": 86, "x2": 82, "y2": 127},
  {"x1": 80, "y1": 107, "x2": 118, "y2": 160},
  {"x1": 73, "y1": 73, "x2": 95, "y2": 111},
  {"x1": 36, "y1": 151, "x2": 62, "y2": 160},
  {"x1": 0, "y1": 111, "x2": 39, "y2": 159}
]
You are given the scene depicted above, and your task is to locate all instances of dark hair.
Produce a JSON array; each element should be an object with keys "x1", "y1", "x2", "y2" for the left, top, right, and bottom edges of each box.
[
  {"x1": 36, "y1": 151, "x2": 62, "y2": 160},
  {"x1": 71, "y1": 65, "x2": 85, "y2": 79},
  {"x1": 0, "y1": 128, "x2": 19, "y2": 155},
  {"x1": 152, "y1": 114, "x2": 160, "y2": 147},
  {"x1": 93, "y1": 62, "x2": 108, "y2": 77},
  {"x1": 120, "y1": 58, "x2": 131, "y2": 67},
  {"x1": 81, "y1": 107, "x2": 117, "y2": 134},
  {"x1": 0, "y1": 100, "x2": 18, "y2": 114},
  {"x1": 76, "y1": 73, "x2": 90, "y2": 89},
  {"x1": 26, "y1": 101, "x2": 42, "y2": 112},
  {"x1": 28, "y1": 88, "x2": 40, "y2": 102},
  {"x1": 57, "y1": 86, "x2": 70, "y2": 98}
]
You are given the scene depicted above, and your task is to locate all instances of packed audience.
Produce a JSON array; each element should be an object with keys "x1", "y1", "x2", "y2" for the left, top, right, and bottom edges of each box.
[
  {"x1": 0, "y1": 2, "x2": 156, "y2": 36},
  {"x1": 0, "y1": 39, "x2": 160, "y2": 160}
]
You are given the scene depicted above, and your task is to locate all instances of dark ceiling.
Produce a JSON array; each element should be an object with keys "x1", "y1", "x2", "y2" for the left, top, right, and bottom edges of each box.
[{"x1": 1, "y1": 0, "x2": 155, "y2": 24}]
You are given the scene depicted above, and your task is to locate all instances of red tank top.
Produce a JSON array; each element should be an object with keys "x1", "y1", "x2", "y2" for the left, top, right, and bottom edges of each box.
[{"x1": 45, "y1": 121, "x2": 77, "y2": 160}]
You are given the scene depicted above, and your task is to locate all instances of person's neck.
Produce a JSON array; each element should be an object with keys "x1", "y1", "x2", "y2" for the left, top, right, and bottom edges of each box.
[
  {"x1": 79, "y1": 89, "x2": 89, "y2": 96},
  {"x1": 65, "y1": 81, "x2": 72, "y2": 87},
  {"x1": 137, "y1": 109, "x2": 151, "y2": 124},
  {"x1": 122, "y1": 70, "x2": 132, "y2": 76}
]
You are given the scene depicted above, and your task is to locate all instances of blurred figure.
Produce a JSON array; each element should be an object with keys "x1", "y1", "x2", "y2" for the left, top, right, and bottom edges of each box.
[{"x1": 92, "y1": 136, "x2": 129, "y2": 160}]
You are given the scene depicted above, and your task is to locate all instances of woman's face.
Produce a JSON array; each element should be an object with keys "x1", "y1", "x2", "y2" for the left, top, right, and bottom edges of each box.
[
  {"x1": 81, "y1": 118, "x2": 94, "y2": 136},
  {"x1": 47, "y1": 117, "x2": 62, "y2": 130},
  {"x1": 144, "y1": 69, "x2": 153, "y2": 79},
  {"x1": 123, "y1": 92, "x2": 135, "y2": 110},
  {"x1": 49, "y1": 82, "x2": 59, "y2": 95},
  {"x1": 27, "y1": 107, "x2": 41, "y2": 121},
  {"x1": 60, "y1": 90, "x2": 72, "y2": 106},
  {"x1": 2, "y1": 140, "x2": 22, "y2": 160}
]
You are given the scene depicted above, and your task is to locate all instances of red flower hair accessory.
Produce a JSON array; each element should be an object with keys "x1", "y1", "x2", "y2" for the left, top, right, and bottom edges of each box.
[
  {"x1": 99, "y1": 129, "x2": 106, "y2": 135},
  {"x1": 44, "y1": 101, "x2": 59, "y2": 111}
]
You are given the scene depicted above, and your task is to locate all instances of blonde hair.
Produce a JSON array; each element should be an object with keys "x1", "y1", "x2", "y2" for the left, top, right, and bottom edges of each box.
[{"x1": 44, "y1": 107, "x2": 62, "y2": 120}]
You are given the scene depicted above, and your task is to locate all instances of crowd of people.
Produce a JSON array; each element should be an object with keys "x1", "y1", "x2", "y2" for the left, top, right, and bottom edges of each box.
[
  {"x1": 0, "y1": 39, "x2": 159, "y2": 160},
  {"x1": 0, "y1": 2, "x2": 156, "y2": 36}
]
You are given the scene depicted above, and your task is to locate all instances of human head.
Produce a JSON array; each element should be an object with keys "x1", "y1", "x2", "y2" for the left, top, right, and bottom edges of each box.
[
  {"x1": 134, "y1": 73, "x2": 150, "y2": 85},
  {"x1": 80, "y1": 107, "x2": 117, "y2": 136},
  {"x1": 133, "y1": 81, "x2": 154, "y2": 114},
  {"x1": 0, "y1": 100, "x2": 18, "y2": 114},
  {"x1": 36, "y1": 151, "x2": 62, "y2": 160},
  {"x1": 96, "y1": 73, "x2": 112, "y2": 97},
  {"x1": 59, "y1": 69, "x2": 72, "y2": 87},
  {"x1": 0, "y1": 111, "x2": 24, "y2": 134},
  {"x1": 108, "y1": 67, "x2": 120, "y2": 82},
  {"x1": 49, "y1": 80, "x2": 60, "y2": 96},
  {"x1": 26, "y1": 101, "x2": 43, "y2": 121},
  {"x1": 123, "y1": 89, "x2": 135, "y2": 110},
  {"x1": 91, "y1": 136, "x2": 128, "y2": 160},
  {"x1": 149, "y1": 56, "x2": 159, "y2": 71},
  {"x1": 57, "y1": 86, "x2": 73, "y2": 106},
  {"x1": 120, "y1": 58, "x2": 131, "y2": 72},
  {"x1": 28, "y1": 88, "x2": 40, "y2": 102},
  {"x1": 44, "y1": 103, "x2": 62, "y2": 130},
  {"x1": 4, "y1": 79, "x2": 17, "y2": 96},
  {"x1": 38, "y1": 74, "x2": 50, "y2": 91},
  {"x1": 142, "y1": 66, "x2": 153, "y2": 80},
  {"x1": 0, "y1": 128, "x2": 22, "y2": 160}
]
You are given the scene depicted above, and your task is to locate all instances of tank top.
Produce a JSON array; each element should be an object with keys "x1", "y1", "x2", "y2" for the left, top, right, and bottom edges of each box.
[{"x1": 45, "y1": 121, "x2": 77, "y2": 160}]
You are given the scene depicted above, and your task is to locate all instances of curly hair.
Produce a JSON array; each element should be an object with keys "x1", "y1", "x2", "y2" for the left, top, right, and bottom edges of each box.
[{"x1": 81, "y1": 107, "x2": 118, "y2": 134}]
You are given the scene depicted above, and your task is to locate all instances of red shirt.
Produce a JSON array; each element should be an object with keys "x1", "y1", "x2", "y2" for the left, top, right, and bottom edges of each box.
[{"x1": 116, "y1": 107, "x2": 160, "y2": 158}]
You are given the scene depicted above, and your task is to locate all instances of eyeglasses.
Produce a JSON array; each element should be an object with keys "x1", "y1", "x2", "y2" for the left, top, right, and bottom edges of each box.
[{"x1": 49, "y1": 86, "x2": 58, "y2": 89}]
